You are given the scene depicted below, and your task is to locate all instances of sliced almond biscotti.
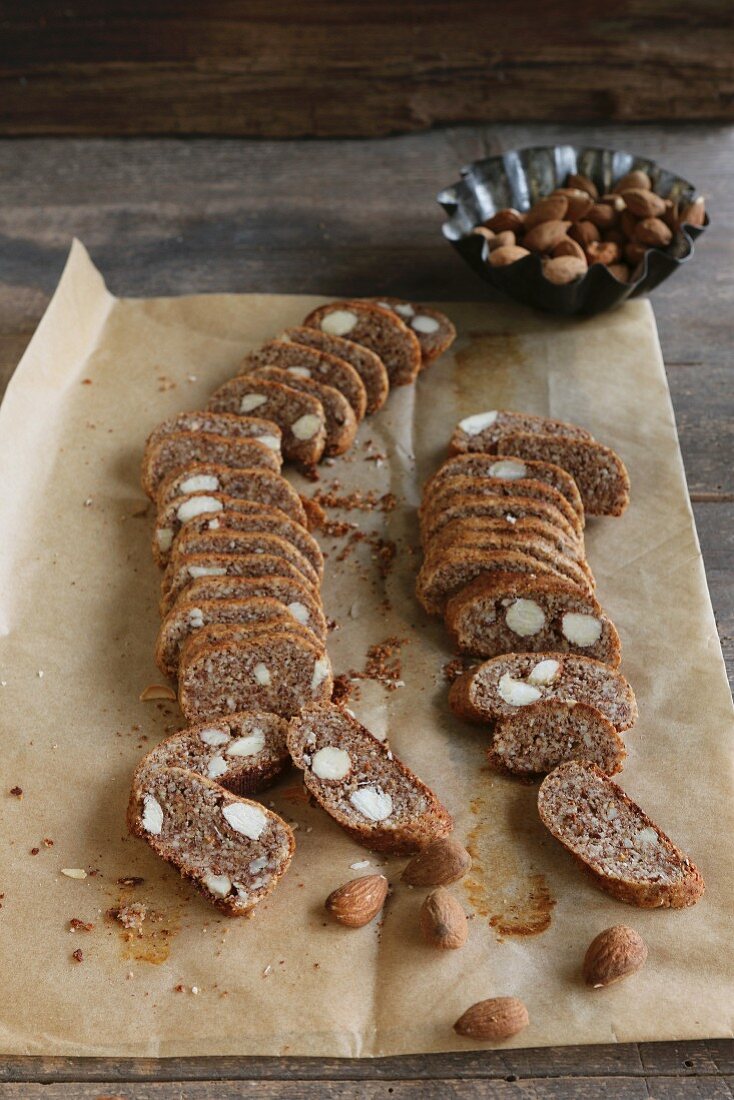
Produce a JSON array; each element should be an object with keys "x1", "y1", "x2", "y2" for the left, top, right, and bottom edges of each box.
[
  {"x1": 174, "y1": 574, "x2": 327, "y2": 638},
  {"x1": 302, "y1": 300, "x2": 422, "y2": 387},
  {"x1": 208, "y1": 377, "x2": 326, "y2": 466},
  {"x1": 163, "y1": 529, "x2": 321, "y2": 592},
  {"x1": 142, "y1": 432, "x2": 281, "y2": 499},
  {"x1": 179, "y1": 620, "x2": 323, "y2": 671},
  {"x1": 423, "y1": 529, "x2": 594, "y2": 594},
  {"x1": 178, "y1": 631, "x2": 332, "y2": 721},
  {"x1": 156, "y1": 596, "x2": 322, "y2": 679},
  {"x1": 424, "y1": 515, "x2": 585, "y2": 565},
  {"x1": 367, "y1": 297, "x2": 457, "y2": 364},
  {"x1": 449, "y1": 653, "x2": 637, "y2": 731},
  {"x1": 449, "y1": 410, "x2": 594, "y2": 456},
  {"x1": 135, "y1": 712, "x2": 290, "y2": 796},
  {"x1": 168, "y1": 505, "x2": 324, "y2": 577},
  {"x1": 538, "y1": 761, "x2": 705, "y2": 908},
  {"x1": 487, "y1": 702, "x2": 626, "y2": 777},
  {"x1": 497, "y1": 433, "x2": 630, "y2": 516},
  {"x1": 283, "y1": 326, "x2": 389, "y2": 413},
  {"x1": 156, "y1": 465, "x2": 307, "y2": 524},
  {"x1": 287, "y1": 702, "x2": 453, "y2": 854},
  {"x1": 420, "y1": 491, "x2": 583, "y2": 549},
  {"x1": 444, "y1": 572, "x2": 620, "y2": 665},
  {"x1": 423, "y1": 453, "x2": 584, "y2": 521},
  {"x1": 128, "y1": 764, "x2": 294, "y2": 916},
  {"x1": 161, "y1": 552, "x2": 321, "y2": 616},
  {"x1": 422, "y1": 475, "x2": 584, "y2": 539},
  {"x1": 144, "y1": 412, "x2": 282, "y2": 462},
  {"x1": 247, "y1": 366, "x2": 357, "y2": 457},
  {"x1": 241, "y1": 339, "x2": 367, "y2": 420}
]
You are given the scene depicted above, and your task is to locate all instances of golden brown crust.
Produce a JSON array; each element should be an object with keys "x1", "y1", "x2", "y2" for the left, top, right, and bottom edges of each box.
[{"x1": 302, "y1": 300, "x2": 421, "y2": 386}]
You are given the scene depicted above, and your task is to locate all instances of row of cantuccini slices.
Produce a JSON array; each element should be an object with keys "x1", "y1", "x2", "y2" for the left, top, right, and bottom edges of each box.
[
  {"x1": 419, "y1": 410, "x2": 704, "y2": 909},
  {"x1": 128, "y1": 299, "x2": 457, "y2": 915}
]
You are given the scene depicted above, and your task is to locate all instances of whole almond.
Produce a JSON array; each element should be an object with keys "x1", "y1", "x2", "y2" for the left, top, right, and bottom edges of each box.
[
  {"x1": 552, "y1": 188, "x2": 593, "y2": 222},
  {"x1": 625, "y1": 240, "x2": 647, "y2": 265},
  {"x1": 454, "y1": 996, "x2": 529, "y2": 1041},
  {"x1": 586, "y1": 203, "x2": 618, "y2": 230},
  {"x1": 583, "y1": 925, "x2": 648, "y2": 988},
  {"x1": 619, "y1": 209, "x2": 639, "y2": 238},
  {"x1": 634, "y1": 217, "x2": 672, "y2": 247},
  {"x1": 622, "y1": 188, "x2": 666, "y2": 219},
  {"x1": 524, "y1": 194, "x2": 568, "y2": 230},
  {"x1": 420, "y1": 887, "x2": 468, "y2": 949},
  {"x1": 586, "y1": 240, "x2": 622, "y2": 266},
  {"x1": 566, "y1": 172, "x2": 598, "y2": 199},
  {"x1": 402, "y1": 836, "x2": 472, "y2": 886},
  {"x1": 553, "y1": 237, "x2": 586, "y2": 261},
  {"x1": 608, "y1": 263, "x2": 631, "y2": 283},
  {"x1": 613, "y1": 169, "x2": 652, "y2": 193},
  {"x1": 523, "y1": 219, "x2": 571, "y2": 253},
  {"x1": 569, "y1": 220, "x2": 600, "y2": 248},
  {"x1": 472, "y1": 226, "x2": 495, "y2": 243},
  {"x1": 487, "y1": 230, "x2": 516, "y2": 251},
  {"x1": 488, "y1": 245, "x2": 530, "y2": 267},
  {"x1": 325, "y1": 874, "x2": 388, "y2": 927},
  {"x1": 679, "y1": 196, "x2": 706, "y2": 227},
  {"x1": 484, "y1": 208, "x2": 525, "y2": 234},
  {"x1": 542, "y1": 255, "x2": 587, "y2": 285}
]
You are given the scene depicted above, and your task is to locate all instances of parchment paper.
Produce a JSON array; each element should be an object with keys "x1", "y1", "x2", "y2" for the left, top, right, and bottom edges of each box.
[{"x1": 1, "y1": 240, "x2": 732, "y2": 1056}]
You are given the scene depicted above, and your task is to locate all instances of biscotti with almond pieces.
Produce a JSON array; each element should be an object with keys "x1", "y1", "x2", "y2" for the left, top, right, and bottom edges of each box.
[
  {"x1": 160, "y1": 551, "x2": 321, "y2": 617},
  {"x1": 420, "y1": 492, "x2": 584, "y2": 549},
  {"x1": 302, "y1": 300, "x2": 422, "y2": 387},
  {"x1": 449, "y1": 409, "x2": 594, "y2": 456},
  {"x1": 283, "y1": 326, "x2": 389, "y2": 413},
  {"x1": 487, "y1": 701, "x2": 626, "y2": 777},
  {"x1": 171, "y1": 573, "x2": 327, "y2": 638},
  {"x1": 422, "y1": 474, "x2": 584, "y2": 540},
  {"x1": 367, "y1": 297, "x2": 456, "y2": 365},
  {"x1": 208, "y1": 376, "x2": 327, "y2": 466},
  {"x1": 142, "y1": 431, "x2": 281, "y2": 498},
  {"x1": 156, "y1": 465, "x2": 307, "y2": 525},
  {"x1": 144, "y1": 411, "x2": 282, "y2": 461},
  {"x1": 449, "y1": 653, "x2": 637, "y2": 731},
  {"x1": 423, "y1": 453, "x2": 584, "y2": 520},
  {"x1": 241, "y1": 339, "x2": 367, "y2": 421},
  {"x1": 163, "y1": 528, "x2": 321, "y2": 592},
  {"x1": 287, "y1": 702, "x2": 452, "y2": 854},
  {"x1": 497, "y1": 433, "x2": 630, "y2": 516},
  {"x1": 247, "y1": 365, "x2": 357, "y2": 457},
  {"x1": 538, "y1": 761, "x2": 705, "y2": 908}
]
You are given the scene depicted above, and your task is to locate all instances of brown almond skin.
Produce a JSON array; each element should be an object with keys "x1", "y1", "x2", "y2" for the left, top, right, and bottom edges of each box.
[
  {"x1": 625, "y1": 240, "x2": 647, "y2": 265},
  {"x1": 553, "y1": 237, "x2": 586, "y2": 261},
  {"x1": 325, "y1": 874, "x2": 388, "y2": 928},
  {"x1": 586, "y1": 203, "x2": 618, "y2": 230},
  {"x1": 586, "y1": 240, "x2": 622, "y2": 266},
  {"x1": 569, "y1": 220, "x2": 600, "y2": 248},
  {"x1": 523, "y1": 220, "x2": 571, "y2": 253},
  {"x1": 488, "y1": 245, "x2": 530, "y2": 267},
  {"x1": 524, "y1": 194, "x2": 568, "y2": 230},
  {"x1": 613, "y1": 169, "x2": 652, "y2": 193},
  {"x1": 619, "y1": 209, "x2": 639, "y2": 238},
  {"x1": 583, "y1": 925, "x2": 648, "y2": 988},
  {"x1": 487, "y1": 230, "x2": 516, "y2": 251},
  {"x1": 484, "y1": 208, "x2": 525, "y2": 234},
  {"x1": 622, "y1": 188, "x2": 666, "y2": 218},
  {"x1": 634, "y1": 217, "x2": 673, "y2": 247},
  {"x1": 454, "y1": 996, "x2": 529, "y2": 1041},
  {"x1": 420, "y1": 887, "x2": 468, "y2": 949},
  {"x1": 566, "y1": 172, "x2": 598, "y2": 199},
  {"x1": 552, "y1": 188, "x2": 593, "y2": 222},
  {"x1": 542, "y1": 255, "x2": 587, "y2": 285},
  {"x1": 680, "y1": 197, "x2": 706, "y2": 227},
  {"x1": 402, "y1": 836, "x2": 472, "y2": 886}
]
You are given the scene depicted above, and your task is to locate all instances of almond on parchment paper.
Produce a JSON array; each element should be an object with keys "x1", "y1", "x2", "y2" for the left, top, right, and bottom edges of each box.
[
  {"x1": 582, "y1": 925, "x2": 648, "y2": 988},
  {"x1": 139, "y1": 684, "x2": 177, "y2": 702},
  {"x1": 420, "y1": 887, "x2": 468, "y2": 949},
  {"x1": 402, "y1": 836, "x2": 472, "y2": 887},
  {"x1": 325, "y1": 874, "x2": 388, "y2": 927},
  {"x1": 454, "y1": 996, "x2": 529, "y2": 1041}
]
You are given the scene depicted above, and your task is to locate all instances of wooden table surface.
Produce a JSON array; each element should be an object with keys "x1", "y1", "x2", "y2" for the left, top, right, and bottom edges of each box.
[{"x1": 1, "y1": 122, "x2": 732, "y2": 1097}]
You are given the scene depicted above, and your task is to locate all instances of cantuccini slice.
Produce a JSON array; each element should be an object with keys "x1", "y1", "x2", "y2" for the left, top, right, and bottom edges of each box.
[
  {"x1": 208, "y1": 377, "x2": 327, "y2": 466},
  {"x1": 423, "y1": 529, "x2": 594, "y2": 593},
  {"x1": 420, "y1": 492, "x2": 583, "y2": 549},
  {"x1": 287, "y1": 702, "x2": 453, "y2": 854},
  {"x1": 444, "y1": 572, "x2": 620, "y2": 664},
  {"x1": 424, "y1": 515, "x2": 585, "y2": 565},
  {"x1": 156, "y1": 596, "x2": 322, "y2": 679},
  {"x1": 449, "y1": 409, "x2": 594, "y2": 456},
  {"x1": 449, "y1": 653, "x2": 637, "y2": 731},
  {"x1": 367, "y1": 297, "x2": 457, "y2": 364},
  {"x1": 487, "y1": 702, "x2": 626, "y2": 777},
  {"x1": 422, "y1": 475, "x2": 584, "y2": 539},
  {"x1": 179, "y1": 620, "x2": 323, "y2": 669},
  {"x1": 144, "y1": 412, "x2": 282, "y2": 460},
  {"x1": 247, "y1": 366, "x2": 357, "y2": 456},
  {"x1": 142, "y1": 432, "x2": 281, "y2": 499},
  {"x1": 302, "y1": 300, "x2": 422, "y2": 387},
  {"x1": 156, "y1": 465, "x2": 307, "y2": 525},
  {"x1": 497, "y1": 433, "x2": 630, "y2": 516},
  {"x1": 283, "y1": 326, "x2": 389, "y2": 413},
  {"x1": 178, "y1": 631, "x2": 332, "y2": 721},
  {"x1": 538, "y1": 761, "x2": 705, "y2": 908},
  {"x1": 163, "y1": 529, "x2": 321, "y2": 591},
  {"x1": 128, "y1": 764, "x2": 294, "y2": 916},
  {"x1": 170, "y1": 505, "x2": 324, "y2": 577},
  {"x1": 174, "y1": 574, "x2": 327, "y2": 638},
  {"x1": 134, "y1": 712, "x2": 290, "y2": 796},
  {"x1": 424, "y1": 453, "x2": 584, "y2": 520},
  {"x1": 241, "y1": 339, "x2": 367, "y2": 420},
  {"x1": 161, "y1": 552, "x2": 321, "y2": 616}
]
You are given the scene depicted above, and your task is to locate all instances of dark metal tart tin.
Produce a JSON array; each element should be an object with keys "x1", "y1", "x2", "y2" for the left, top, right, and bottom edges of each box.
[{"x1": 437, "y1": 144, "x2": 708, "y2": 317}]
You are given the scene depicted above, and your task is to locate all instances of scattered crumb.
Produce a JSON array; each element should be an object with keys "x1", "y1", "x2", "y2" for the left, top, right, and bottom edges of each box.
[
  {"x1": 117, "y1": 876, "x2": 145, "y2": 888},
  {"x1": 71, "y1": 949, "x2": 84, "y2": 963},
  {"x1": 30, "y1": 847, "x2": 40, "y2": 856},
  {"x1": 69, "y1": 918, "x2": 95, "y2": 933},
  {"x1": 443, "y1": 657, "x2": 472, "y2": 683},
  {"x1": 9, "y1": 787, "x2": 23, "y2": 798},
  {"x1": 311, "y1": 486, "x2": 397, "y2": 514},
  {"x1": 83, "y1": 497, "x2": 93, "y2": 507},
  {"x1": 349, "y1": 636, "x2": 409, "y2": 692},
  {"x1": 42, "y1": 838, "x2": 54, "y2": 848},
  {"x1": 60, "y1": 868, "x2": 87, "y2": 880}
]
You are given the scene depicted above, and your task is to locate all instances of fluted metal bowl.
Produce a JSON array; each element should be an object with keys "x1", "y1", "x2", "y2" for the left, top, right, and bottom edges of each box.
[{"x1": 437, "y1": 144, "x2": 708, "y2": 316}]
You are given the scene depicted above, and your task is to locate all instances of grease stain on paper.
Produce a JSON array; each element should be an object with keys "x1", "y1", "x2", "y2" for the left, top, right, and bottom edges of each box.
[
  {"x1": 454, "y1": 331, "x2": 527, "y2": 406},
  {"x1": 105, "y1": 880, "x2": 184, "y2": 965},
  {"x1": 464, "y1": 794, "x2": 556, "y2": 940}
]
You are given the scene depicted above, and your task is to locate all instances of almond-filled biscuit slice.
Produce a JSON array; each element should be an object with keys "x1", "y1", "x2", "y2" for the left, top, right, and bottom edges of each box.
[
  {"x1": 179, "y1": 620, "x2": 323, "y2": 670},
  {"x1": 135, "y1": 712, "x2": 290, "y2": 796},
  {"x1": 284, "y1": 326, "x2": 389, "y2": 413},
  {"x1": 170, "y1": 505, "x2": 324, "y2": 577},
  {"x1": 175, "y1": 574, "x2": 327, "y2": 638},
  {"x1": 420, "y1": 491, "x2": 583, "y2": 549},
  {"x1": 156, "y1": 596, "x2": 322, "y2": 679},
  {"x1": 538, "y1": 761, "x2": 705, "y2": 908},
  {"x1": 208, "y1": 377, "x2": 326, "y2": 466},
  {"x1": 445, "y1": 572, "x2": 620, "y2": 664},
  {"x1": 128, "y1": 764, "x2": 295, "y2": 916},
  {"x1": 287, "y1": 702, "x2": 453, "y2": 854},
  {"x1": 156, "y1": 465, "x2": 307, "y2": 524},
  {"x1": 422, "y1": 475, "x2": 584, "y2": 539},
  {"x1": 449, "y1": 653, "x2": 637, "y2": 732},
  {"x1": 241, "y1": 339, "x2": 367, "y2": 420},
  {"x1": 423, "y1": 530, "x2": 594, "y2": 593},
  {"x1": 497, "y1": 433, "x2": 630, "y2": 516},
  {"x1": 367, "y1": 297, "x2": 456, "y2": 364},
  {"x1": 164, "y1": 529, "x2": 321, "y2": 592},
  {"x1": 178, "y1": 631, "x2": 332, "y2": 721},
  {"x1": 247, "y1": 366, "x2": 357, "y2": 457},
  {"x1": 161, "y1": 552, "x2": 321, "y2": 616},
  {"x1": 303, "y1": 300, "x2": 421, "y2": 387},
  {"x1": 142, "y1": 432, "x2": 281, "y2": 499},
  {"x1": 144, "y1": 412, "x2": 282, "y2": 461},
  {"x1": 424, "y1": 515, "x2": 585, "y2": 565},
  {"x1": 449, "y1": 409, "x2": 594, "y2": 456},
  {"x1": 424, "y1": 453, "x2": 584, "y2": 520},
  {"x1": 488, "y1": 701, "x2": 626, "y2": 777}
]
